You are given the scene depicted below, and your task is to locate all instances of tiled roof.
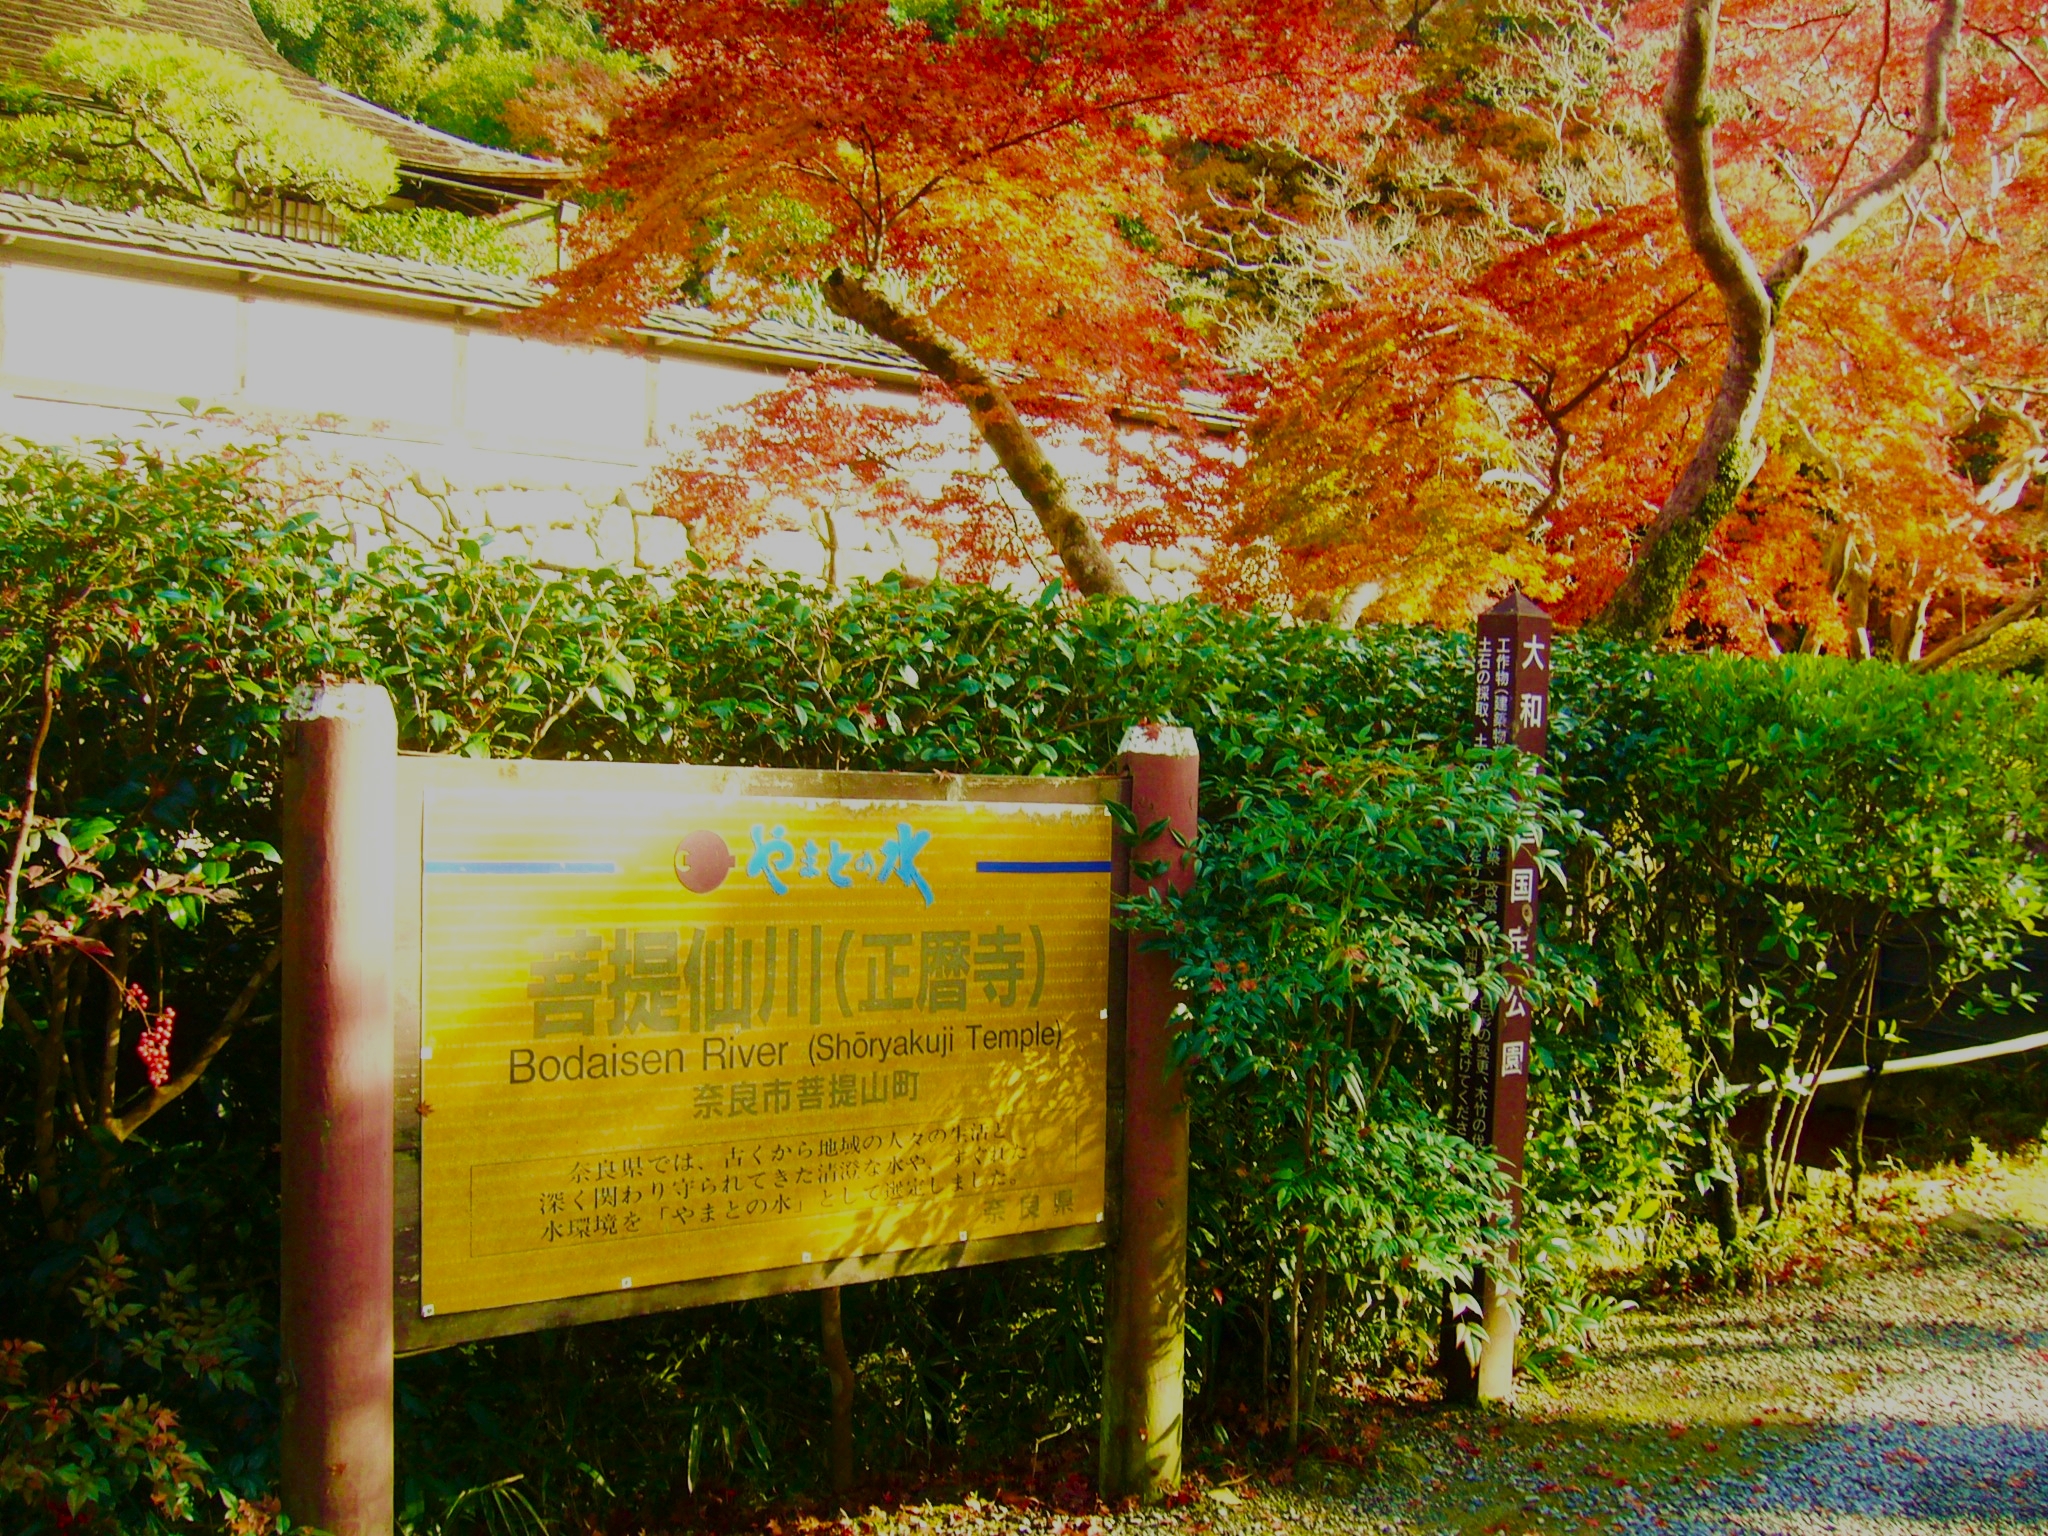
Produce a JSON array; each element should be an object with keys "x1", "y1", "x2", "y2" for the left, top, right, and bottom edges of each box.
[
  {"x1": 0, "y1": 191, "x2": 929, "y2": 378},
  {"x1": 0, "y1": 190, "x2": 1242, "y2": 422},
  {"x1": 0, "y1": 0, "x2": 563, "y2": 188}
]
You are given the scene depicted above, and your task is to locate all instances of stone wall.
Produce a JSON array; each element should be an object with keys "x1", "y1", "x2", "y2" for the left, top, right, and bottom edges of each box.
[{"x1": 377, "y1": 472, "x2": 691, "y2": 571}]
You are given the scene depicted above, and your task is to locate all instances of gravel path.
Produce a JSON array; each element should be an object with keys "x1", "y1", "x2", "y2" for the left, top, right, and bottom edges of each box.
[
  {"x1": 1568, "y1": 1215, "x2": 2048, "y2": 1535},
  {"x1": 819, "y1": 1167, "x2": 2048, "y2": 1536},
  {"x1": 1335, "y1": 1170, "x2": 2048, "y2": 1536}
]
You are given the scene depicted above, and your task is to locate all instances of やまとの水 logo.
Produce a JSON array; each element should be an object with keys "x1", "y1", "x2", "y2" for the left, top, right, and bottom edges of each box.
[{"x1": 674, "y1": 824, "x2": 936, "y2": 905}]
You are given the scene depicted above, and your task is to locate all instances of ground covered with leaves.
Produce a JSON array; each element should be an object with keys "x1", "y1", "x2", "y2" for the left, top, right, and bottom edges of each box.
[{"x1": 743, "y1": 1153, "x2": 2048, "y2": 1536}]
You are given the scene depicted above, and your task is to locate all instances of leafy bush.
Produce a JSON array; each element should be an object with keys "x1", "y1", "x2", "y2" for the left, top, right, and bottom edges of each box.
[
  {"x1": 4, "y1": 439, "x2": 2044, "y2": 1529},
  {"x1": 0, "y1": 445, "x2": 1508, "y2": 1528},
  {"x1": 250, "y1": 0, "x2": 635, "y2": 152},
  {"x1": 335, "y1": 206, "x2": 539, "y2": 276},
  {"x1": 1585, "y1": 652, "x2": 2048, "y2": 1223},
  {"x1": 1134, "y1": 751, "x2": 1590, "y2": 1437},
  {"x1": 1, "y1": 1233, "x2": 268, "y2": 1531},
  {"x1": 0, "y1": 440, "x2": 352, "y2": 1534}
]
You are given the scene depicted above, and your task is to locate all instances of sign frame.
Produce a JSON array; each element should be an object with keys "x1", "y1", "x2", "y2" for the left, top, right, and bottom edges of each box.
[{"x1": 388, "y1": 754, "x2": 1130, "y2": 1356}]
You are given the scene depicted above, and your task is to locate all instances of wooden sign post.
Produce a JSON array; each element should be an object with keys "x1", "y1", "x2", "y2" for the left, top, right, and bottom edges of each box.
[
  {"x1": 1099, "y1": 725, "x2": 1198, "y2": 1501},
  {"x1": 281, "y1": 684, "x2": 398, "y2": 1536},
  {"x1": 280, "y1": 683, "x2": 1197, "y2": 1527},
  {"x1": 1443, "y1": 590, "x2": 1551, "y2": 1406}
]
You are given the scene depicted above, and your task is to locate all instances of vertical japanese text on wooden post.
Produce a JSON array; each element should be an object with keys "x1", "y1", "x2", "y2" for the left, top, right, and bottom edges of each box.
[{"x1": 1446, "y1": 591, "x2": 1552, "y2": 1402}]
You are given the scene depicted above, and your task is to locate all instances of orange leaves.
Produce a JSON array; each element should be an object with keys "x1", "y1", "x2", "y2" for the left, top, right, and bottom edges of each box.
[
  {"x1": 538, "y1": 0, "x2": 2044, "y2": 638},
  {"x1": 645, "y1": 370, "x2": 951, "y2": 570},
  {"x1": 1235, "y1": 210, "x2": 1718, "y2": 624},
  {"x1": 540, "y1": 0, "x2": 1396, "y2": 392},
  {"x1": 647, "y1": 369, "x2": 1242, "y2": 590},
  {"x1": 503, "y1": 56, "x2": 638, "y2": 164},
  {"x1": 1223, "y1": 0, "x2": 2045, "y2": 643},
  {"x1": 1235, "y1": 310, "x2": 1546, "y2": 625},
  {"x1": 1616, "y1": 0, "x2": 2036, "y2": 218},
  {"x1": 525, "y1": 0, "x2": 1405, "y2": 590}
]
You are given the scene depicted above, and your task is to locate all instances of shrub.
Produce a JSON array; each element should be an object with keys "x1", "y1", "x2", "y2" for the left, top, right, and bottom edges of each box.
[
  {"x1": 1587, "y1": 653, "x2": 2048, "y2": 1223},
  {"x1": 1133, "y1": 749, "x2": 1591, "y2": 1436},
  {"x1": 0, "y1": 439, "x2": 350, "y2": 1534},
  {"x1": 5, "y1": 439, "x2": 2044, "y2": 1528},
  {"x1": 335, "y1": 206, "x2": 539, "y2": 276}
]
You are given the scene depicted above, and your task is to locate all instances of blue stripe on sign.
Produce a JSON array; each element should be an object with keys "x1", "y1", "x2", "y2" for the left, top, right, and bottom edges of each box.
[
  {"x1": 424, "y1": 860, "x2": 620, "y2": 875},
  {"x1": 975, "y1": 860, "x2": 1114, "y2": 874}
]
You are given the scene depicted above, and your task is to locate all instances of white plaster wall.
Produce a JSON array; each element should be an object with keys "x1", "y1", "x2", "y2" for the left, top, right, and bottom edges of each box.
[
  {"x1": 0, "y1": 255, "x2": 1207, "y2": 597},
  {"x1": 652, "y1": 350, "x2": 775, "y2": 438},
  {"x1": 245, "y1": 298, "x2": 457, "y2": 433},
  {"x1": 5, "y1": 265, "x2": 241, "y2": 402},
  {"x1": 0, "y1": 258, "x2": 777, "y2": 574},
  {"x1": 465, "y1": 330, "x2": 649, "y2": 457}
]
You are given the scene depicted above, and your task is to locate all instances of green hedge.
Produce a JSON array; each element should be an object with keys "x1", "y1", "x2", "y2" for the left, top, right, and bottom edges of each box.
[{"x1": 2, "y1": 441, "x2": 2044, "y2": 1532}]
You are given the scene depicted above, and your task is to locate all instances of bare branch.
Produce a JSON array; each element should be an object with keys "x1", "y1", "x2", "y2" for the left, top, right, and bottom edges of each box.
[
  {"x1": 1731, "y1": 6, "x2": 1859, "y2": 33},
  {"x1": 1765, "y1": 0, "x2": 1966, "y2": 302},
  {"x1": 1810, "y1": 0, "x2": 1896, "y2": 222},
  {"x1": 1662, "y1": 0, "x2": 1773, "y2": 336},
  {"x1": 1550, "y1": 285, "x2": 1706, "y2": 423},
  {"x1": 1972, "y1": 24, "x2": 2048, "y2": 97},
  {"x1": 93, "y1": 925, "x2": 131, "y2": 1124},
  {"x1": 821, "y1": 269, "x2": 1129, "y2": 598},
  {"x1": 0, "y1": 646, "x2": 60, "y2": 1021}
]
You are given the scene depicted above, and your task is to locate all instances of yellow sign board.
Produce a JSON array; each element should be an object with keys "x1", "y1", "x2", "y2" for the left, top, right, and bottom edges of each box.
[{"x1": 413, "y1": 774, "x2": 1113, "y2": 1318}]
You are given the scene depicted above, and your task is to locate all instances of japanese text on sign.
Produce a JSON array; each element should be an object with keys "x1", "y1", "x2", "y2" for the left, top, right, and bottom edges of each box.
[{"x1": 416, "y1": 785, "x2": 1112, "y2": 1317}]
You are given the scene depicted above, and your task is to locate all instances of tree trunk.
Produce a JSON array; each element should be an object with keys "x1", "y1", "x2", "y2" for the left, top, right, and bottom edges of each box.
[
  {"x1": 1592, "y1": 0, "x2": 1965, "y2": 640},
  {"x1": 1890, "y1": 591, "x2": 1931, "y2": 662},
  {"x1": 1833, "y1": 532, "x2": 1875, "y2": 659},
  {"x1": 1286, "y1": 1072, "x2": 1318, "y2": 1450},
  {"x1": 1848, "y1": 1060, "x2": 1880, "y2": 1223},
  {"x1": 820, "y1": 270, "x2": 1130, "y2": 599},
  {"x1": 1756, "y1": 1086, "x2": 1785, "y2": 1223},
  {"x1": 0, "y1": 646, "x2": 60, "y2": 1026},
  {"x1": 1769, "y1": 955, "x2": 1875, "y2": 1213},
  {"x1": 1303, "y1": 1266, "x2": 1328, "y2": 1429},
  {"x1": 1285, "y1": 1226, "x2": 1305, "y2": 1451},
  {"x1": 93, "y1": 925, "x2": 131, "y2": 1123},
  {"x1": 1333, "y1": 581, "x2": 1382, "y2": 630},
  {"x1": 1258, "y1": 1249, "x2": 1274, "y2": 1422},
  {"x1": 1706, "y1": 1115, "x2": 1742, "y2": 1249},
  {"x1": 31, "y1": 976, "x2": 69, "y2": 1231}
]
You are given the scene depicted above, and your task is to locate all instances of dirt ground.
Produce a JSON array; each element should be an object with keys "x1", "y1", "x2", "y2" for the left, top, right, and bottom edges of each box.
[{"x1": 794, "y1": 1157, "x2": 2048, "y2": 1536}]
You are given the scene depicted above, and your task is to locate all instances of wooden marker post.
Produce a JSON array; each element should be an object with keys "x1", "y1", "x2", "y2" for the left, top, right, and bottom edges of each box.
[
  {"x1": 281, "y1": 684, "x2": 398, "y2": 1536},
  {"x1": 1100, "y1": 724, "x2": 1198, "y2": 1501},
  {"x1": 1443, "y1": 591, "x2": 1551, "y2": 1406}
]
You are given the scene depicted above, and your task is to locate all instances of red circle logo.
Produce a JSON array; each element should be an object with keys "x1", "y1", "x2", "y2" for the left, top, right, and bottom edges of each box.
[{"x1": 674, "y1": 830, "x2": 735, "y2": 893}]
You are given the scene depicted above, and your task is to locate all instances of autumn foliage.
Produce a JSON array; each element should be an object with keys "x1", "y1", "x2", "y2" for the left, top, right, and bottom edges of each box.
[
  {"x1": 648, "y1": 369, "x2": 1243, "y2": 592},
  {"x1": 548, "y1": 0, "x2": 1379, "y2": 365},
  {"x1": 1231, "y1": 0, "x2": 2048, "y2": 652},
  {"x1": 532, "y1": 0, "x2": 1390, "y2": 594},
  {"x1": 543, "y1": 0, "x2": 2047, "y2": 659}
]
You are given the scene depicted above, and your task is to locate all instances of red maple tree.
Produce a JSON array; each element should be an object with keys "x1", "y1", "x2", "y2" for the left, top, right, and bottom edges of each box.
[
  {"x1": 534, "y1": 0, "x2": 1391, "y2": 595},
  {"x1": 1224, "y1": 0, "x2": 2046, "y2": 653}
]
